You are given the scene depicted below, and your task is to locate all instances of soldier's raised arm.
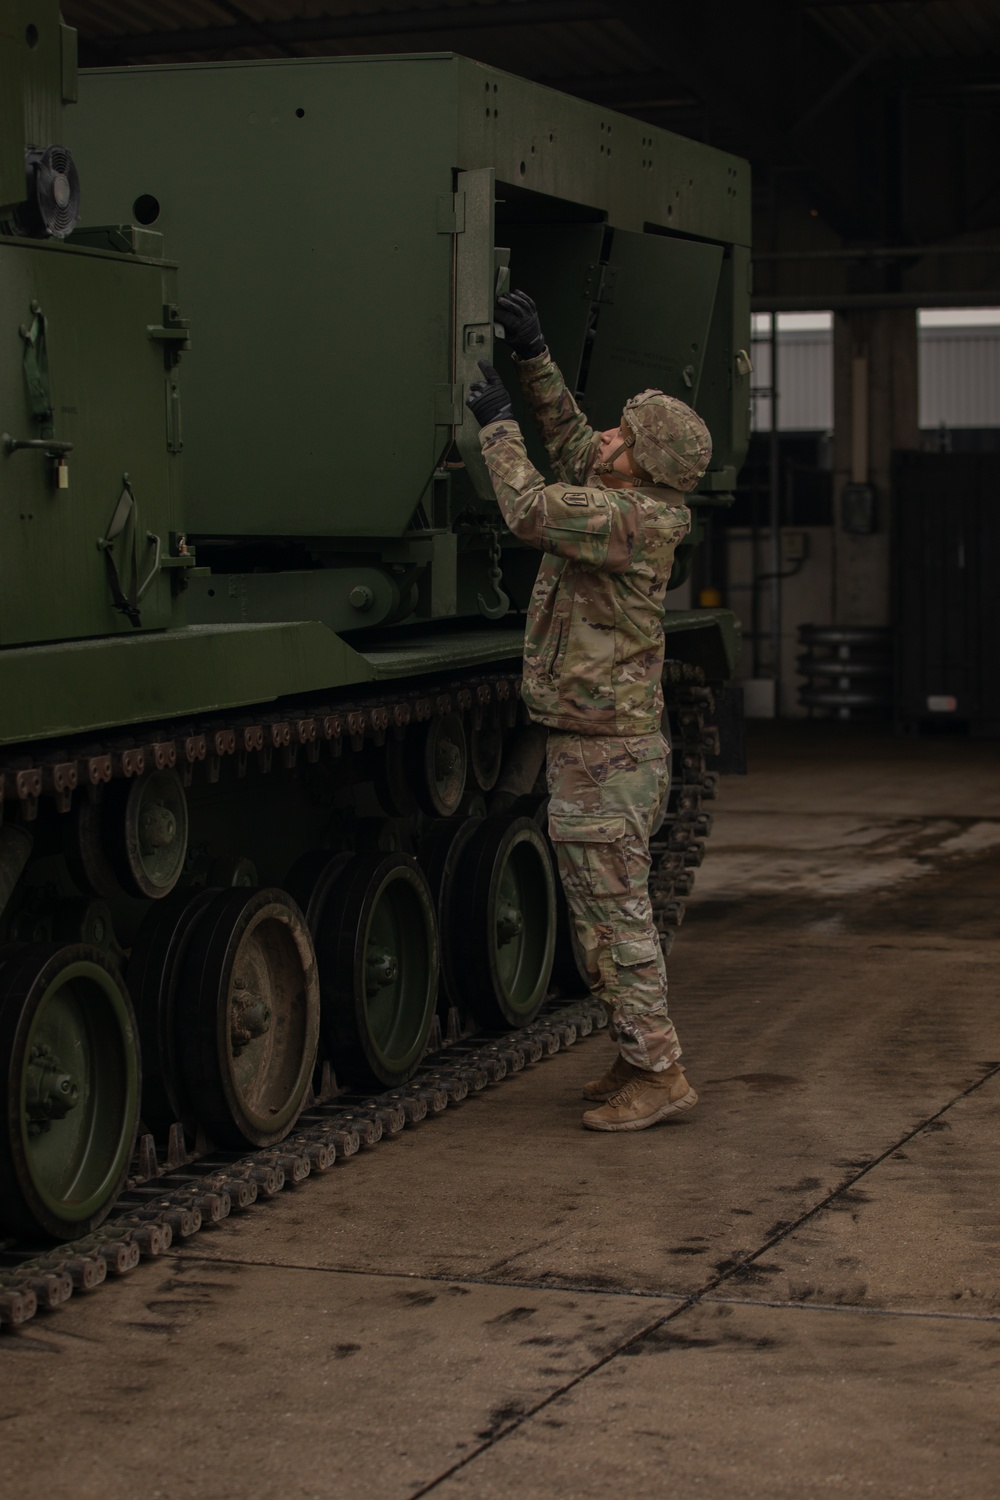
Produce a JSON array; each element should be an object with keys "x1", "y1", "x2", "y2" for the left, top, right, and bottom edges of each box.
[
  {"x1": 494, "y1": 290, "x2": 598, "y2": 485},
  {"x1": 468, "y1": 362, "x2": 620, "y2": 568}
]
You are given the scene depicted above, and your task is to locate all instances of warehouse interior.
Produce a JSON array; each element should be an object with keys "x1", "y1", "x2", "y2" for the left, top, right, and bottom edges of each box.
[
  {"x1": 4, "y1": 5, "x2": 1000, "y2": 1498},
  {"x1": 62, "y1": 0, "x2": 1000, "y2": 730}
]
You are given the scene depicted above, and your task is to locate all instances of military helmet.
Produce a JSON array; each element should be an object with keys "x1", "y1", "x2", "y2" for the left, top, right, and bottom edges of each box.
[{"x1": 621, "y1": 390, "x2": 712, "y2": 492}]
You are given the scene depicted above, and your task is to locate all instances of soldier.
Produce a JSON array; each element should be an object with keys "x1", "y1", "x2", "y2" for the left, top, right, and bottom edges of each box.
[{"x1": 466, "y1": 289, "x2": 712, "y2": 1132}]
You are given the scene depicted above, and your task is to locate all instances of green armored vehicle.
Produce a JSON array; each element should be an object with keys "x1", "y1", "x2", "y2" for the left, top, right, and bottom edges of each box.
[{"x1": 0, "y1": 4, "x2": 750, "y2": 1241}]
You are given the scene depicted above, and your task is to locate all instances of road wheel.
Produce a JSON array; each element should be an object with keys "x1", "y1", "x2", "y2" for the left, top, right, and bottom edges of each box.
[
  {"x1": 0, "y1": 944, "x2": 140, "y2": 1239},
  {"x1": 178, "y1": 889, "x2": 320, "y2": 1148},
  {"x1": 316, "y1": 854, "x2": 439, "y2": 1088}
]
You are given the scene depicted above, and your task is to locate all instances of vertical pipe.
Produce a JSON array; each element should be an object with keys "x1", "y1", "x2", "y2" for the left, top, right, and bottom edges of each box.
[
  {"x1": 750, "y1": 465, "x2": 760, "y2": 677},
  {"x1": 769, "y1": 311, "x2": 782, "y2": 716},
  {"x1": 851, "y1": 353, "x2": 869, "y2": 483}
]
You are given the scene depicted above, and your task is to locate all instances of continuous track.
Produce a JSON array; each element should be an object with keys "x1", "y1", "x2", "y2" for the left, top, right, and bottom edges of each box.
[
  {"x1": 0, "y1": 660, "x2": 719, "y2": 1330},
  {"x1": 0, "y1": 671, "x2": 528, "y2": 821},
  {"x1": 0, "y1": 999, "x2": 606, "y2": 1328}
]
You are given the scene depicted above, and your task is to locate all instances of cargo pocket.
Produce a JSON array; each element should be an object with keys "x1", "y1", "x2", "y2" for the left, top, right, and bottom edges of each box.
[
  {"x1": 547, "y1": 813, "x2": 629, "y2": 898},
  {"x1": 622, "y1": 736, "x2": 670, "y2": 836},
  {"x1": 598, "y1": 935, "x2": 663, "y2": 1008},
  {"x1": 610, "y1": 937, "x2": 659, "y2": 968},
  {"x1": 622, "y1": 736, "x2": 667, "y2": 764}
]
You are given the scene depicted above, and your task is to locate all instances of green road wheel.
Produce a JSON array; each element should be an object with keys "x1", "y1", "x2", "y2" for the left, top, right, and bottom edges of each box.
[
  {"x1": 114, "y1": 769, "x2": 190, "y2": 900},
  {"x1": 450, "y1": 815, "x2": 556, "y2": 1029},
  {"x1": 417, "y1": 818, "x2": 482, "y2": 1019},
  {"x1": 469, "y1": 713, "x2": 504, "y2": 792},
  {"x1": 284, "y1": 850, "x2": 354, "y2": 935},
  {"x1": 127, "y1": 886, "x2": 220, "y2": 1133},
  {"x1": 0, "y1": 944, "x2": 140, "y2": 1240},
  {"x1": 409, "y1": 713, "x2": 467, "y2": 818},
  {"x1": 318, "y1": 854, "x2": 439, "y2": 1088},
  {"x1": 178, "y1": 889, "x2": 320, "y2": 1149},
  {"x1": 207, "y1": 856, "x2": 258, "y2": 888},
  {"x1": 63, "y1": 796, "x2": 124, "y2": 900}
]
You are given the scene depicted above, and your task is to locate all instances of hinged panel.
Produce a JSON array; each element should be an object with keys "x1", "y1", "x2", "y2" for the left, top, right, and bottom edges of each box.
[
  {"x1": 582, "y1": 231, "x2": 723, "y2": 433},
  {"x1": 493, "y1": 220, "x2": 607, "y2": 479},
  {"x1": 437, "y1": 191, "x2": 466, "y2": 235},
  {"x1": 0, "y1": 243, "x2": 183, "y2": 645},
  {"x1": 433, "y1": 384, "x2": 463, "y2": 426},
  {"x1": 453, "y1": 167, "x2": 496, "y2": 504}
]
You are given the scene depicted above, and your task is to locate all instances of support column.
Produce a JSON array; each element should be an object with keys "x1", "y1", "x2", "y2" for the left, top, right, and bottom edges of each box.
[{"x1": 832, "y1": 308, "x2": 919, "y2": 624}]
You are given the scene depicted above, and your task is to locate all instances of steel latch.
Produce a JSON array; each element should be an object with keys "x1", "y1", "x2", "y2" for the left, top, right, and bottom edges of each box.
[
  {"x1": 3, "y1": 435, "x2": 73, "y2": 456},
  {"x1": 147, "y1": 304, "x2": 191, "y2": 361}
]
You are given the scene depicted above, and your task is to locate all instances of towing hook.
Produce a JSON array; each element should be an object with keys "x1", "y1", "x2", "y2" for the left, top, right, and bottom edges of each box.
[{"x1": 477, "y1": 578, "x2": 511, "y2": 621}]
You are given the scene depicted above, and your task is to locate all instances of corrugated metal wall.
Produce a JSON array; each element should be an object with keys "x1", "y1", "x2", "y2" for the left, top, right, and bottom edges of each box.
[
  {"x1": 748, "y1": 317, "x2": 1000, "y2": 433},
  {"x1": 919, "y1": 328, "x2": 1000, "y2": 429},
  {"x1": 750, "y1": 329, "x2": 834, "y2": 433}
]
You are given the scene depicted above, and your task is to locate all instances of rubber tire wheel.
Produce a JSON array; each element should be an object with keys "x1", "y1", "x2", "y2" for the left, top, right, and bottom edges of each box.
[
  {"x1": 469, "y1": 715, "x2": 504, "y2": 793},
  {"x1": 284, "y1": 850, "x2": 354, "y2": 935},
  {"x1": 63, "y1": 796, "x2": 124, "y2": 901},
  {"x1": 0, "y1": 944, "x2": 140, "y2": 1240},
  {"x1": 109, "y1": 769, "x2": 190, "y2": 901},
  {"x1": 178, "y1": 888, "x2": 321, "y2": 1149},
  {"x1": 497, "y1": 799, "x2": 589, "y2": 996},
  {"x1": 417, "y1": 818, "x2": 482, "y2": 1018},
  {"x1": 449, "y1": 815, "x2": 556, "y2": 1030},
  {"x1": 408, "y1": 714, "x2": 468, "y2": 818},
  {"x1": 317, "y1": 853, "x2": 440, "y2": 1089},
  {"x1": 127, "y1": 886, "x2": 220, "y2": 1133}
]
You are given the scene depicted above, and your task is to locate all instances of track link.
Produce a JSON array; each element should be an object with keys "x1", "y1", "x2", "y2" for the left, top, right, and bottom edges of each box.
[
  {"x1": 0, "y1": 660, "x2": 723, "y2": 1329},
  {"x1": 0, "y1": 998, "x2": 605, "y2": 1330},
  {"x1": 652, "y1": 664, "x2": 719, "y2": 956},
  {"x1": 0, "y1": 671, "x2": 525, "y2": 822}
]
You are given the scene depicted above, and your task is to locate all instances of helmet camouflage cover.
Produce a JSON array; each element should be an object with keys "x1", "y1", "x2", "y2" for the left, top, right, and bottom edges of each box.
[{"x1": 621, "y1": 389, "x2": 712, "y2": 492}]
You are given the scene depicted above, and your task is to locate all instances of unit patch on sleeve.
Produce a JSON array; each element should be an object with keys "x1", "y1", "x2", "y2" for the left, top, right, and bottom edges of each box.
[{"x1": 562, "y1": 491, "x2": 590, "y2": 508}]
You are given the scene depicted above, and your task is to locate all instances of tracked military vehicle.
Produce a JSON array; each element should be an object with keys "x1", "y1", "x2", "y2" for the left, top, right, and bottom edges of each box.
[{"x1": 0, "y1": 5, "x2": 750, "y2": 1244}]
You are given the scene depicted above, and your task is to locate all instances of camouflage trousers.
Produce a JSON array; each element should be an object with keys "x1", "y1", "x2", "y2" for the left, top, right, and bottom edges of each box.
[{"x1": 545, "y1": 730, "x2": 682, "y2": 1073}]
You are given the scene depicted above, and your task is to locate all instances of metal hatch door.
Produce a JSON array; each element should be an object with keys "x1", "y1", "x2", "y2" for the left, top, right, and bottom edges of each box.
[
  {"x1": 494, "y1": 220, "x2": 607, "y2": 481},
  {"x1": 452, "y1": 167, "x2": 498, "y2": 504},
  {"x1": 581, "y1": 230, "x2": 724, "y2": 432}
]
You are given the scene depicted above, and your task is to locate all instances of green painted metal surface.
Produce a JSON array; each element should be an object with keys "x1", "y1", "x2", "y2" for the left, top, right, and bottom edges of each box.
[
  {"x1": 359, "y1": 625, "x2": 525, "y2": 682},
  {"x1": 69, "y1": 58, "x2": 459, "y2": 539},
  {"x1": 662, "y1": 608, "x2": 743, "y2": 681},
  {"x1": 0, "y1": 234, "x2": 185, "y2": 646},
  {"x1": 0, "y1": 622, "x2": 373, "y2": 744},
  {"x1": 582, "y1": 229, "x2": 724, "y2": 422},
  {"x1": 0, "y1": 47, "x2": 749, "y2": 757},
  {"x1": 68, "y1": 54, "x2": 752, "y2": 540}
]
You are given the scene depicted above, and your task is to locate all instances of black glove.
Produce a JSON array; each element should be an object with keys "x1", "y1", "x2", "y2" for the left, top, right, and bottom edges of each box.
[
  {"x1": 494, "y1": 289, "x2": 546, "y2": 361},
  {"x1": 466, "y1": 360, "x2": 513, "y2": 427}
]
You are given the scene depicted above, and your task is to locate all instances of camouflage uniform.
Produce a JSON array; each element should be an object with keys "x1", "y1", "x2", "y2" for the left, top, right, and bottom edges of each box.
[
  {"x1": 545, "y1": 730, "x2": 679, "y2": 1071},
  {"x1": 479, "y1": 350, "x2": 710, "y2": 1072}
]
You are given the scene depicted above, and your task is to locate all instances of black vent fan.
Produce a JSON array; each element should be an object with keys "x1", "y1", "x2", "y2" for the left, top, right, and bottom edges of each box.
[{"x1": 14, "y1": 145, "x2": 81, "y2": 239}]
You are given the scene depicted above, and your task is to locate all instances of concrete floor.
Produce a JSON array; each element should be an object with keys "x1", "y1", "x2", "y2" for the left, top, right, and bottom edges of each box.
[{"x1": 4, "y1": 722, "x2": 999, "y2": 1500}]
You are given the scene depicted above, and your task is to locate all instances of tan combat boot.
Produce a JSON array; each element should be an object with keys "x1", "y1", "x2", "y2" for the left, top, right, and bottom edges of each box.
[
  {"x1": 581, "y1": 1062, "x2": 697, "y2": 1132},
  {"x1": 581, "y1": 1052, "x2": 634, "y2": 1102}
]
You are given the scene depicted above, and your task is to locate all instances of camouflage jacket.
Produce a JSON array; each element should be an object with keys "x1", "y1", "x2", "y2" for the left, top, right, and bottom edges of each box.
[{"x1": 479, "y1": 350, "x2": 691, "y2": 736}]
